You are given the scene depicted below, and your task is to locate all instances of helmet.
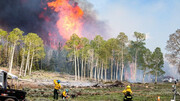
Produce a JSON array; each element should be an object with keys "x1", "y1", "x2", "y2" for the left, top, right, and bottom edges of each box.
[
  {"x1": 66, "y1": 89, "x2": 69, "y2": 92},
  {"x1": 57, "y1": 80, "x2": 61, "y2": 83},
  {"x1": 127, "y1": 85, "x2": 131, "y2": 89}
]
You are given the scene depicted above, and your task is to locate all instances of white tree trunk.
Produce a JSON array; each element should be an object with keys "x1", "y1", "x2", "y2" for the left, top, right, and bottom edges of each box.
[
  {"x1": 105, "y1": 56, "x2": 108, "y2": 82},
  {"x1": 84, "y1": 58, "x2": 86, "y2": 79},
  {"x1": 5, "y1": 39, "x2": 8, "y2": 66},
  {"x1": 121, "y1": 48, "x2": 124, "y2": 81},
  {"x1": 98, "y1": 68, "x2": 100, "y2": 82},
  {"x1": 94, "y1": 58, "x2": 98, "y2": 81},
  {"x1": 7, "y1": 46, "x2": 12, "y2": 68},
  {"x1": 111, "y1": 58, "x2": 113, "y2": 81},
  {"x1": 105, "y1": 68, "x2": 107, "y2": 82},
  {"x1": 29, "y1": 50, "x2": 34, "y2": 75},
  {"x1": 9, "y1": 43, "x2": 16, "y2": 73},
  {"x1": 74, "y1": 49, "x2": 77, "y2": 81},
  {"x1": 81, "y1": 57, "x2": 83, "y2": 80},
  {"x1": 90, "y1": 50, "x2": 94, "y2": 79},
  {"x1": 24, "y1": 48, "x2": 30, "y2": 76},
  {"x1": 94, "y1": 67, "x2": 96, "y2": 81},
  {"x1": 120, "y1": 64, "x2": 124, "y2": 82},
  {"x1": 116, "y1": 61, "x2": 118, "y2": 80},
  {"x1": 101, "y1": 62, "x2": 103, "y2": 80},
  {"x1": 77, "y1": 56, "x2": 80, "y2": 80},
  {"x1": 19, "y1": 48, "x2": 25, "y2": 76},
  {"x1": 97, "y1": 61, "x2": 101, "y2": 82},
  {"x1": 119, "y1": 62, "x2": 121, "y2": 81}
]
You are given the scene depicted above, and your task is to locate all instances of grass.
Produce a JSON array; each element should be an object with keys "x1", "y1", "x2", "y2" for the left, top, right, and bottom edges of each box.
[{"x1": 26, "y1": 82, "x2": 180, "y2": 101}]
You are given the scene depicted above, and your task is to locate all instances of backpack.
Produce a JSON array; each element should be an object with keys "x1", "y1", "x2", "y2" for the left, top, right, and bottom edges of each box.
[{"x1": 124, "y1": 91, "x2": 132, "y2": 101}]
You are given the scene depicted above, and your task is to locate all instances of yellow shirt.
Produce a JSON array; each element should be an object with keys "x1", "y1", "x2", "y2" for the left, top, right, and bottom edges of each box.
[
  {"x1": 62, "y1": 91, "x2": 67, "y2": 97},
  {"x1": 122, "y1": 88, "x2": 132, "y2": 94},
  {"x1": 54, "y1": 80, "x2": 61, "y2": 90}
]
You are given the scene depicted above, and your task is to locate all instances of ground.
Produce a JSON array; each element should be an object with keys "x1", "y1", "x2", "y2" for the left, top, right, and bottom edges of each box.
[
  {"x1": 26, "y1": 83, "x2": 180, "y2": 101},
  {"x1": 0, "y1": 68, "x2": 179, "y2": 101}
]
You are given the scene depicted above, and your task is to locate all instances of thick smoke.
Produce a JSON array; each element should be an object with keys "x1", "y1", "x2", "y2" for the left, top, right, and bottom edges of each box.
[
  {"x1": 0, "y1": 0, "x2": 54, "y2": 44},
  {"x1": 77, "y1": 0, "x2": 109, "y2": 39},
  {"x1": 0, "y1": 0, "x2": 45, "y2": 33},
  {"x1": 0, "y1": 0, "x2": 109, "y2": 47}
]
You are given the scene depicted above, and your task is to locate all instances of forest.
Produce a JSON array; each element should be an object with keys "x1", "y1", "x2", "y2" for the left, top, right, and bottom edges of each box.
[
  {"x1": 0, "y1": 28, "x2": 168, "y2": 83},
  {"x1": 0, "y1": 28, "x2": 45, "y2": 76}
]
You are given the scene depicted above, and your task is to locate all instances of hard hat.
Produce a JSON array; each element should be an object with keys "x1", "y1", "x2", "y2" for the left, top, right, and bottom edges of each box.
[
  {"x1": 127, "y1": 85, "x2": 131, "y2": 89},
  {"x1": 66, "y1": 89, "x2": 69, "y2": 92},
  {"x1": 57, "y1": 80, "x2": 61, "y2": 83}
]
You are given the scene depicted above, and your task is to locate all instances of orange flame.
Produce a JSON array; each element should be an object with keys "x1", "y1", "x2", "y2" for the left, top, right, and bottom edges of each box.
[
  {"x1": 48, "y1": 32, "x2": 58, "y2": 49},
  {"x1": 47, "y1": 0, "x2": 83, "y2": 40}
]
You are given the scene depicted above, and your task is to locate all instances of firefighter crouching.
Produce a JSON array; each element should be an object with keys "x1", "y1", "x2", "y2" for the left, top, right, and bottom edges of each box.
[
  {"x1": 122, "y1": 85, "x2": 133, "y2": 101},
  {"x1": 53, "y1": 80, "x2": 61, "y2": 100},
  {"x1": 62, "y1": 89, "x2": 70, "y2": 99}
]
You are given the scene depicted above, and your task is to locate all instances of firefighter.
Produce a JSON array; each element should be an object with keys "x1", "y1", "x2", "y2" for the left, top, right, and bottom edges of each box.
[
  {"x1": 53, "y1": 80, "x2": 61, "y2": 100},
  {"x1": 122, "y1": 85, "x2": 133, "y2": 101},
  {"x1": 62, "y1": 89, "x2": 69, "y2": 99}
]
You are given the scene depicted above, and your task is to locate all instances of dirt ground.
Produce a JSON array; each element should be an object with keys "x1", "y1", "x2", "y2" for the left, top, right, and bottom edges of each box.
[
  {"x1": 1, "y1": 67, "x2": 96, "y2": 89},
  {"x1": 1, "y1": 67, "x2": 180, "y2": 101}
]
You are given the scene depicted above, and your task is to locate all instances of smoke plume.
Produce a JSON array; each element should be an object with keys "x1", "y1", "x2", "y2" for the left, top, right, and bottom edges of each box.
[{"x1": 0, "y1": 0, "x2": 108, "y2": 48}]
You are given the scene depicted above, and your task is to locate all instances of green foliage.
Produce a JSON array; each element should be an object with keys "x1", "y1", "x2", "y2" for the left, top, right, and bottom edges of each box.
[
  {"x1": 139, "y1": 48, "x2": 152, "y2": 71},
  {"x1": 8, "y1": 28, "x2": 24, "y2": 44},
  {"x1": 116, "y1": 32, "x2": 129, "y2": 64},
  {"x1": 80, "y1": 37, "x2": 90, "y2": 59},
  {"x1": 0, "y1": 45, "x2": 2, "y2": 50},
  {"x1": 49, "y1": 51, "x2": 58, "y2": 70},
  {"x1": 91, "y1": 35, "x2": 105, "y2": 58},
  {"x1": 0, "y1": 29, "x2": 8, "y2": 65},
  {"x1": 0, "y1": 28, "x2": 45, "y2": 74},
  {"x1": 25, "y1": 33, "x2": 45, "y2": 59},
  {"x1": 134, "y1": 31, "x2": 146, "y2": 41},
  {"x1": 105, "y1": 38, "x2": 118, "y2": 55},
  {"x1": 8, "y1": 28, "x2": 24, "y2": 73},
  {"x1": 0, "y1": 29, "x2": 8, "y2": 39},
  {"x1": 65, "y1": 33, "x2": 80, "y2": 50},
  {"x1": 63, "y1": 31, "x2": 165, "y2": 82},
  {"x1": 64, "y1": 33, "x2": 81, "y2": 57},
  {"x1": 150, "y1": 47, "x2": 165, "y2": 76},
  {"x1": 0, "y1": 27, "x2": 166, "y2": 81},
  {"x1": 129, "y1": 32, "x2": 146, "y2": 61},
  {"x1": 117, "y1": 32, "x2": 128, "y2": 46}
]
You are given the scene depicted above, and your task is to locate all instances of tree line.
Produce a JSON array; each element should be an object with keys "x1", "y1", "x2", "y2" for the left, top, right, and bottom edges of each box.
[
  {"x1": 0, "y1": 27, "x2": 167, "y2": 83},
  {"x1": 64, "y1": 32, "x2": 165, "y2": 83},
  {"x1": 0, "y1": 28, "x2": 45, "y2": 76}
]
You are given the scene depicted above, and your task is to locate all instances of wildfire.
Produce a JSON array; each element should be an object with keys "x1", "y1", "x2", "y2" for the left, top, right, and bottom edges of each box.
[
  {"x1": 39, "y1": 11, "x2": 50, "y2": 22},
  {"x1": 47, "y1": 0, "x2": 84, "y2": 40},
  {"x1": 48, "y1": 32, "x2": 58, "y2": 49}
]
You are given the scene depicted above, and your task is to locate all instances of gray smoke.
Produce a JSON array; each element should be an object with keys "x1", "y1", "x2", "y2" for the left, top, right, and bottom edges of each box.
[
  {"x1": 163, "y1": 60, "x2": 180, "y2": 80},
  {"x1": 77, "y1": 0, "x2": 109, "y2": 39}
]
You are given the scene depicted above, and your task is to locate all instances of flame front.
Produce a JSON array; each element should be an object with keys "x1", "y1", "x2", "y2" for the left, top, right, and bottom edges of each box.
[{"x1": 47, "y1": 0, "x2": 83, "y2": 40}]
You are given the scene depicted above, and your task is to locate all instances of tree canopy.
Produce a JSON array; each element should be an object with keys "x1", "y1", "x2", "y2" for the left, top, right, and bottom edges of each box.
[{"x1": 166, "y1": 29, "x2": 180, "y2": 73}]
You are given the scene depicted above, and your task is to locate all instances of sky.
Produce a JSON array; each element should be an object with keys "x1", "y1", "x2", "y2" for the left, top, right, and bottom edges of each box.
[{"x1": 87, "y1": 0, "x2": 180, "y2": 54}]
